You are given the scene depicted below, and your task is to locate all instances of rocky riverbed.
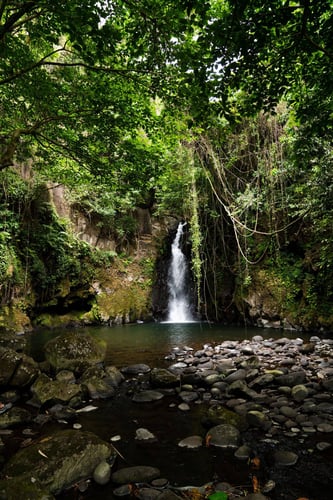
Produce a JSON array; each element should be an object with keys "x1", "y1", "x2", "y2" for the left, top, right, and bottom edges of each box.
[{"x1": 0, "y1": 330, "x2": 332, "y2": 499}]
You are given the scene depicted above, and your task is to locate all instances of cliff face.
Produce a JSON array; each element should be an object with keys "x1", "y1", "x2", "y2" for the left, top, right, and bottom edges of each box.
[
  {"x1": 0, "y1": 182, "x2": 167, "y2": 332},
  {"x1": 1, "y1": 181, "x2": 331, "y2": 334}
]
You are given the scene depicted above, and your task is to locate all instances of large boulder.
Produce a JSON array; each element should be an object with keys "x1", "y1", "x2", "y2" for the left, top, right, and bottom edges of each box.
[
  {"x1": 1, "y1": 429, "x2": 115, "y2": 495},
  {"x1": 0, "y1": 347, "x2": 39, "y2": 387},
  {"x1": 44, "y1": 332, "x2": 107, "y2": 373}
]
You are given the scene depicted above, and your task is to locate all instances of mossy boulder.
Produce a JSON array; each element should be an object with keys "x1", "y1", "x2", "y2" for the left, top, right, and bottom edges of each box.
[
  {"x1": 203, "y1": 404, "x2": 248, "y2": 431},
  {"x1": 1, "y1": 429, "x2": 115, "y2": 495},
  {"x1": 0, "y1": 407, "x2": 32, "y2": 429},
  {"x1": 0, "y1": 347, "x2": 40, "y2": 387},
  {"x1": 30, "y1": 373, "x2": 83, "y2": 406},
  {"x1": 44, "y1": 332, "x2": 107, "y2": 373}
]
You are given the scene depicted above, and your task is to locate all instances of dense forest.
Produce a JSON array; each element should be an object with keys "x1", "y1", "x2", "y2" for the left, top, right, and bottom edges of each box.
[{"x1": 0, "y1": 0, "x2": 332, "y2": 332}]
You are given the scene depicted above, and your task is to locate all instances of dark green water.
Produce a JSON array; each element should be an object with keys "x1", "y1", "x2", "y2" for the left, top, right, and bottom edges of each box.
[
  {"x1": 26, "y1": 322, "x2": 321, "y2": 500},
  {"x1": 29, "y1": 321, "x2": 306, "y2": 368}
]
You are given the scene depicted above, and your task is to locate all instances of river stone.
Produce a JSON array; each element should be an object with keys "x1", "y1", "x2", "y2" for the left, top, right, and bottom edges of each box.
[
  {"x1": 206, "y1": 424, "x2": 240, "y2": 448},
  {"x1": 234, "y1": 444, "x2": 252, "y2": 460},
  {"x1": 2, "y1": 429, "x2": 114, "y2": 494},
  {"x1": 279, "y1": 406, "x2": 297, "y2": 418},
  {"x1": 249, "y1": 373, "x2": 275, "y2": 389},
  {"x1": 178, "y1": 435, "x2": 203, "y2": 448},
  {"x1": 31, "y1": 373, "x2": 83, "y2": 405},
  {"x1": 291, "y1": 384, "x2": 309, "y2": 401},
  {"x1": 111, "y1": 465, "x2": 160, "y2": 484},
  {"x1": 246, "y1": 410, "x2": 272, "y2": 431},
  {"x1": 0, "y1": 407, "x2": 32, "y2": 429},
  {"x1": 224, "y1": 369, "x2": 247, "y2": 383},
  {"x1": 44, "y1": 332, "x2": 107, "y2": 372},
  {"x1": 150, "y1": 368, "x2": 179, "y2": 388},
  {"x1": 179, "y1": 390, "x2": 199, "y2": 403},
  {"x1": 56, "y1": 370, "x2": 76, "y2": 384},
  {"x1": 274, "y1": 450, "x2": 298, "y2": 466},
  {"x1": 204, "y1": 404, "x2": 248, "y2": 431},
  {"x1": 317, "y1": 423, "x2": 333, "y2": 433},
  {"x1": 135, "y1": 487, "x2": 161, "y2": 500},
  {"x1": 178, "y1": 403, "x2": 190, "y2": 411},
  {"x1": 105, "y1": 365, "x2": 125, "y2": 386},
  {"x1": 93, "y1": 459, "x2": 111, "y2": 485},
  {"x1": 82, "y1": 377, "x2": 116, "y2": 400},
  {"x1": 0, "y1": 347, "x2": 39, "y2": 387},
  {"x1": 275, "y1": 371, "x2": 306, "y2": 387},
  {"x1": 121, "y1": 364, "x2": 151, "y2": 375},
  {"x1": 132, "y1": 390, "x2": 164, "y2": 403},
  {"x1": 322, "y1": 377, "x2": 333, "y2": 392},
  {"x1": 135, "y1": 428, "x2": 157, "y2": 441},
  {"x1": 227, "y1": 380, "x2": 259, "y2": 399}
]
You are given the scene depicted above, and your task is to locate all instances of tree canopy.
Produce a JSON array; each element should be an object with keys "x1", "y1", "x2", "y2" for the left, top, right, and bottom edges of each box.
[{"x1": 0, "y1": 0, "x2": 332, "y2": 328}]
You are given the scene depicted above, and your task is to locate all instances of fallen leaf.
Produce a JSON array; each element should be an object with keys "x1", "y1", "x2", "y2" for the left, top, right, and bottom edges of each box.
[
  {"x1": 252, "y1": 475, "x2": 260, "y2": 493},
  {"x1": 38, "y1": 449, "x2": 48, "y2": 458}
]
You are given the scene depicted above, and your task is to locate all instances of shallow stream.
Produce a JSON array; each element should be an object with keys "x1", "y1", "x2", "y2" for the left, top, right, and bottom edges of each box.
[{"x1": 28, "y1": 323, "x2": 332, "y2": 500}]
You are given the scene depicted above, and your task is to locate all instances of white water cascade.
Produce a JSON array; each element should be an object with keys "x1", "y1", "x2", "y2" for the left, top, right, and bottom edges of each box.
[{"x1": 166, "y1": 222, "x2": 194, "y2": 323}]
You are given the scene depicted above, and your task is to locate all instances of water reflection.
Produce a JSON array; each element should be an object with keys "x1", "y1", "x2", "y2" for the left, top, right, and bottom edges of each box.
[{"x1": 29, "y1": 322, "x2": 307, "y2": 368}]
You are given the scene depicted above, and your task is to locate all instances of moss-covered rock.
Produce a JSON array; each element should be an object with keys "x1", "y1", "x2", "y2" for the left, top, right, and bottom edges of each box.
[
  {"x1": 30, "y1": 373, "x2": 83, "y2": 406},
  {"x1": 1, "y1": 429, "x2": 115, "y2": 495},
  {"x1": 44, "y1": 332, "x2": 106, "y2": 373},
  {"x1": 0, "y1": 347, "x2": 40, "y2": 387}
]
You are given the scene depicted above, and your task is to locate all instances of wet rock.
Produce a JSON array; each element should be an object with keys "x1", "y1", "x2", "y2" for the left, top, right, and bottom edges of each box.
[
  {"x1": 135, "y1": 487, "x2": 161, "y2": 500},
  {"x1": 227, "y1": 380, "x2": 259, "y2": 400},
  {"x1": 0, "y1": 347, "x2": 39, "y2": 387},
  {"x1": 274, "y1": 449, "x2": 298, "y2": 466},
  {"x1": 132, "y1": 390, "x2": 164, "y2": 403},
  {"x1": 206, "y1": 424, "x2": 240, "y2": 448},
  {"x1": 105, "y1": 365, "x2": 125, "y2": 386},
  {"x1": 275, "y1": 370, "x2": 306, "y2": 387},
  {"x1": 224, "y1": 369, "x2": 247, "y2": 383},
  {"x1": 31, "y1": 373, "x2": 82, "y2": 406},
  {"x1": 178, "y1": 403, "x2": 190, "y2": 411},
  {"x1": 82, "y1": 377, "x2": 116, "y2": 399},
  {"x1": 234, "y1": 444, "x2": 252, "y2": 460},
  {"x1": 178, "y1": 435, "x2": 202, "y2": 448},
  {"x1": 44, "y1": 332, "x2": 107, "y2": 373},
  {"x1": 48, "y1": 403, "x2": 77, "y2": 421},
  {"x1": 322, "y1": 377, "x2": 333, "y2": 392},
  {"x1": 135, "y1": 427, "x2": 157, "y2": 442},
  {"x1": 111, "y1": 465, "x2": 160, "y2": 484},
  {"x1": 55, "y1": 370, "x2": 76, "y2": 384},
  {"x1": 0, "y1": 407, "x2": 32, "y2": 429},
  {"x1": 93, "y1": 459, "x2": 111, "y2": 485},
  {"x1": 246, "y1": 410, "x2": 272, "y2": 431},
  {"x1": 2, "y1": 429, "x2": 114, "y2": 494},
  {"x1": 291, "y1": 384, "x2": 309, "y2": 401},
  {"x1": 316, "y1": 442, "x2": 331, "y2": 451},
  {"x1": 121, "y1": 364, "x2": 151, "y2": 375},
  {"x1": 179, "y1": 390, "x2": 199, "y2": 403},
  {"x1": 113, "y1": 484, "x2": 132, "y2": 497},
  {"x1": 150, "y1": 368, "x2": 179, "y2": 388},
  {"x1": 204, "y1": 404, "x2": 248, "y2": 431}
]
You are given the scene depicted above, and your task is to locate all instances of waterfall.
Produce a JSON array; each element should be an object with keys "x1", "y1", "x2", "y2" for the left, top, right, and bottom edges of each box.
[{"x1": 166, "y1": 222, "x2": 194, "y2": 323}]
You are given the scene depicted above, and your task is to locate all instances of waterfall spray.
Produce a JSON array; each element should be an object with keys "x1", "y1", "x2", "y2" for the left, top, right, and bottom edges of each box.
[{"x1": 166, "y1": 222, "x2": 194, "y2": 323}]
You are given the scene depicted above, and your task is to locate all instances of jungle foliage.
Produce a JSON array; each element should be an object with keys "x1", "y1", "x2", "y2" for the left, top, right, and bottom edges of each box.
[{"x1": 0, "y1": 1, "x2": 332, "y2": 329}]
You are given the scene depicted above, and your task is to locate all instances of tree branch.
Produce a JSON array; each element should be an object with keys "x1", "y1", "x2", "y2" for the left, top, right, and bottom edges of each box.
[{"x1": 0, "y1": 1, "x2": 39, "y2": 40}]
